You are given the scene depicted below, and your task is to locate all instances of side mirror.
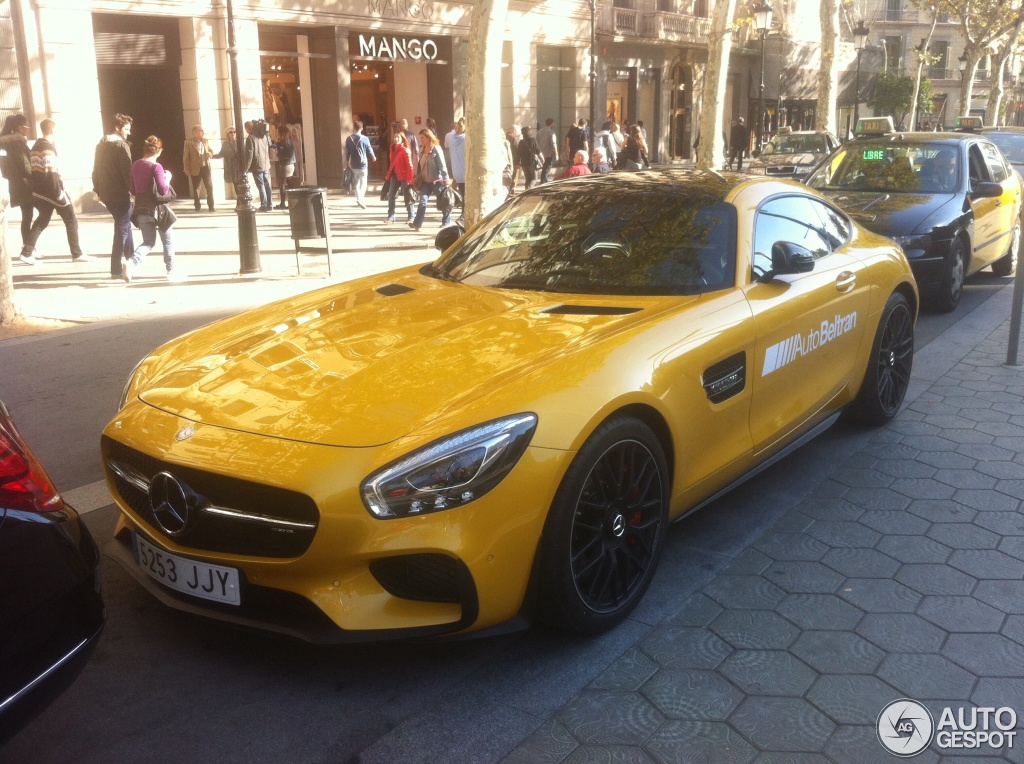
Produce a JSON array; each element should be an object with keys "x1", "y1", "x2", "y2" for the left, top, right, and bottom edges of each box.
[
  {"x1": 434, "y1": 223, "x2": 465, "y2": 252},
  {"x1": 971, "y1": 181, "x2": 1003, "y2": 199},
  {"x1": 772, "y1": 241, "x2": 816, "y2": 274}
]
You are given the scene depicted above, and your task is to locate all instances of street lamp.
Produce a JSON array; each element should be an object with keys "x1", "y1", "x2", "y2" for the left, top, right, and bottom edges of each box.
[
  {"x1": 225, "y1": 0, "x2": 261, "y2": 274},
  {"x1": 853, "y1": 20, "x2": 869, "y2": 133},
  {"x1": 754, "y1": 1, "x2": 773, "y2": 151}
]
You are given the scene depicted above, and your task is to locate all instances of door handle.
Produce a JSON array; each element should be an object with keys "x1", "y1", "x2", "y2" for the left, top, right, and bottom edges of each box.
[{"x1": 836, "y1": 272, "x2": 856, "y2": 292}]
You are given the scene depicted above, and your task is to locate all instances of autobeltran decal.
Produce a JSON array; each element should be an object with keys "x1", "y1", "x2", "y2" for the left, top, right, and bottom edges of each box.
[{"x1": 762, "y1": 312, "x2": 858, "y2": 376}]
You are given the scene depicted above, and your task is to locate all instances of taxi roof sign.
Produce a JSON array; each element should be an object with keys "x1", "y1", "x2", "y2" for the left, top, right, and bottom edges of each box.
[
  {"x1": 855, "y1": 116, "x2": 894, "y2": 136},
  {"x1": 955, "y1": 115, "x2": 984, "y2": 132}
]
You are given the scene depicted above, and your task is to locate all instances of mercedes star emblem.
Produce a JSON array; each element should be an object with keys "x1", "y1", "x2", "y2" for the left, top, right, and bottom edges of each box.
[
  {"x1": 149, "y1": 472, "x2": 204, "y2": 538},
  {"x1": 176, "y1": 425, "x2": 196, "y2": 442}
]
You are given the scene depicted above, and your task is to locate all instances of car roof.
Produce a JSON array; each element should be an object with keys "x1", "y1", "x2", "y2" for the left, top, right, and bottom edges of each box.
[
  {"x1": 851, "y1": 132, "x2": 980, "y2": 146},
  {"x1": 981, "y1": 126, "x2": 1024, "y2": 135},
  {"x1": 536, "y1": 169, "x2": 750, "y2": 200}
]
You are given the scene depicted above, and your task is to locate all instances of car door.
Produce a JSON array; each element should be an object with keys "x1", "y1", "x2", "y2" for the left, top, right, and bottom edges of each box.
[
  {"x1": 967, "y1": 142, "x2": 1003, "y2": 269},
  {"x1": 977, "y1": 140, "x2": 1021, "y2": 266},
  {"x1": 744, "y1": 195, "x2": 871, "y2": 454}
]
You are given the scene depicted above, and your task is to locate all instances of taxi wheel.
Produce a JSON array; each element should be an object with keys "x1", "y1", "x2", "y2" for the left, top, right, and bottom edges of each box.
[
  {"x1": 933, "y1": 236, "x2": 967, "y2": 313},
  {"x1": 991, "y1": 222, "x2": 1019, "y2": 277},
  {"x1": 852, "y1": 292, "x2": 914, "y2": 426},
  {"x1": 538, "y1": 417, "x2": 669, "y2": 634}
]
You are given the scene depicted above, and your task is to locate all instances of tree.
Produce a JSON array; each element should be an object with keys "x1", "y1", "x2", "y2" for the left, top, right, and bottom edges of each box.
[
  {"x1": 695, "y1": 0, "x2": 739, "y2": 170},
  {"x1": 941, "y1": 0, "x2": 1024, "y2": 115},
  {"x1": 0, "y1": 198, "x2": 18, "y2": 326},
  {"x1": 463, "y1": 0, "x2": 510, "y2": 229},
  {"x1": 907, "y1": 0, "x2": 940, "y2": 131},
  {"x1": 816, "y1": 0, "x2": 840, "y2": 134},
  {"x1": 869, "y1": 70, "x2": 927, "y2": 127},
  {"x1": 985, "y1": 14, "x2": 1024, "y2": 125}
]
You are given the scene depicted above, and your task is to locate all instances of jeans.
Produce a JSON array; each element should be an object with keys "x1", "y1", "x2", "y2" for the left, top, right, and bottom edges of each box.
[
  {"x1": 190, "y1": 165, "x2": 215, "y2": 210},
  {"x1": 540, "y1": 156, "x2": 555, "y2": 184},
  {"x1": 413, "y1": 180, "x2": 451, "y2": 229},
  {"x1": 351, "y1": 167, "x2": 368, "y2": 204},
  {"x1": 386, "y1": 177, "x2": 415, "y2": 221},
  {"x1": 251, "y1": 170, "x2": 272, "y2": 209},
  {"x1": 129, "y1": 213, "x2": 175, "y2": 272},
  {"x1": 21, "y1": 200, "x2": 82, "y2": 258},
  {"x1": 277, "y1": 163, "x2": 295, "y2": 206},
  {"x1": 105, "y1": 199, "x2": 134, "y2": 276}
]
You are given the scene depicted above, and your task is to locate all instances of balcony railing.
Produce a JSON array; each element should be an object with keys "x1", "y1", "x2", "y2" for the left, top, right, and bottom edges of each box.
[
  {"x1": 612, "y1": 8, "x2": 640, "y2": 35},
  {"x1": 928, "y1": 66, "x2": 956, "y2": 80},
  {"x1": 600, "y1": 8, "x2": 712, "y2": 41}
]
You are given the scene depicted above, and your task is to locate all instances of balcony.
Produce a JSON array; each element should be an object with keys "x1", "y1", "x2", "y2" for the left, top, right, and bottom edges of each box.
[
  {"x1": 599, "y1": 7, "x2": 712, "y2": 43},
  {"x1": 928, "y1": 66, "x2": 956, "y2": 80}
]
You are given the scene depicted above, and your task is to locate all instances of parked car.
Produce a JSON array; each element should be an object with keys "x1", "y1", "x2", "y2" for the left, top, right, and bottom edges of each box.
[
  {"x1": 0, "y1": 399, "x2": 104, "y2": 745},
  {"x1": 807, "y1": 116, "x2": 1021, "y2": 312},
  {"x1": 980, "y1": 125, "x2": 1024, "y2": 177},
  {"x1": 748, "y1": 128, "x2": 841, "y2": 179},
  {"x1": 102, "y1": 171, "x2": 918, "y2": 642}
]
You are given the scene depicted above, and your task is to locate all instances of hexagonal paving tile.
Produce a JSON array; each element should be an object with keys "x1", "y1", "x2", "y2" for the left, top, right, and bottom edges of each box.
[
  {"x1": 775, "y1": 594, "x2": 865, "y2": 631},
  {"x1": 557, "y1": 691, "x2": 665, "y2": 746},
  {"x1": 971, "y1": 678, "x2": 1024, "y2": 720},
  {"x1": 894, "y1": 564, "x2": 976, "y2": 596},
  {"x1": 831, "y1": 469, "x2": 893, "y2": 489},
  {"x1": 797, "y1": 498, "x2": 864, "y2": 523},
  {"x1": 856, "y1": 613, "x2": 947, "y2": 653},
  {"x1": 1002, "y1": 537, "x2": 1024, "y2": 563},
  {"x1": 918, "y1": 596, "x2": 1006, "y2": 632},
  {"x1": 1002, "y1": 615, "x2": 1024, "y2": 647},
  {"x1": 719, "y1": 550, "x2": 774, "y2": 577},
  {"x1": 821, "y1": 548, "x2": 901, "y2": 579},
  {"x1": 914, "y1": 451, "x2": 978, "y2": 470},
  {"x1": 644, "y1": 721, "x2": 757, "y2": 764},
  {"x1": 664, "y1": 593, "x2": 725, "y2": 628},
  {"x1": 762, "y1": 561, "x2": 845, "y2": 594},
  {"x1": 907, "y1": 499, "x2": 977, "y2": 524},
  {"x1": 874, "y1": 459, "x2": 936, "y2": 479},
  {"x1": 838, "y1": 578, "x2": 922, "y2": 613},
  {"x1": 974, "y1": 512, "x2": 1024, "y2": 535},
  {"x1": 562, "y1": 745, "x2": 657, "y2": 764},
  {"x1": 751, "y1": 754, "x2": 833, "y2": 764},
  {"x1": 954, "y1": 489, "x2": 1021, "y2": 513},
  {"x1": 877, "y1": 654, "x2": 977, "y2": 699},
  {"x1": 806, "y1": 521, "x2": 882, "y2": 549},
  {"x1": 503, "y1": 718, "x2": 580, "y2": 764},
  {"x1": 942, "y1": 633, "x2": 1024, "y2": 676},
  {"x1": 926, "y1": 523, "x2": 1001, "y2": 550},
  {"x1": 876, "y1": 535, "x2": 952, "y2": 564},
  {"x1": 957, "y1": 442, "x2": 1016, "y2": 461},
  {"x1": 638, "y1": 626, "x2": 733, "y2": 670},
  {"x1": 889, "y1": 478, "x2": 957, "y2": 501},
  {"x1": 842, "y1": 488, "x2": 913, "y2": 511},
  {"x1": 790, "y1": 631, "x2": 885, "y2": 674},
  {"x1": 856, "y1": 510, "x2": 931, "y2": 536},
  {"x1": 825, "y1": 725, "x2": 940, "y2": 764},
  {"x1": 640, "y1": 669, "x2": 743, "y2": 721},
  {"x1": 589, "y1": 648, "x2": 661, "y2": 692},
  {"x1": 933, "y1": 469, "x2": 999, "y2": 490},
  {"x1": 719, "y1": 650, "x2": 817, "y2": 696},
  {"x1": 728, "y1": 697, "x2": 836, "y2": 752},
  {"x1": 709, "y1": 610, "x2": 801, "y2": 650},
  {"x1": 806, "y1": 674, "x2": 902, "y2": 725},
  {"x1": 754, "y1": 533, "x2": 829, "y2": 562},
  {"x1": 974, "y1": 581, "x2": 1024, "y2": 615},
  {"x1": 949, "y1": 549, "x2": 1024, "y2": 579},
  {"x1": 702, "y1": 575, "x2": 787, "y2": 611}
]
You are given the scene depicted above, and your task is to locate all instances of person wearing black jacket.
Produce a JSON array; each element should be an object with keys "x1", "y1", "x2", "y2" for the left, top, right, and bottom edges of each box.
[
  {"x1": 92, "y1": 113, "x2": 133, "y2": 277},
  {"x1": 516, "y1": 126, "x2": 543, "y2": 190},
  {"x1": 0, "y1": 114, "x2": 34, "y2": 262}
]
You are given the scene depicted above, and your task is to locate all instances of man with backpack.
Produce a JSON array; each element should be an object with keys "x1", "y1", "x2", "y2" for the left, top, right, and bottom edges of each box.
[{"x1": 345, "y1": 120, "x2": 377, "y2": 209}]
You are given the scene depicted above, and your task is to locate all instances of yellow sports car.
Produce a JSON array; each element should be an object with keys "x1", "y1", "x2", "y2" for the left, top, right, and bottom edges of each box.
[{"x1": 102, "y1": 171, "x2": 918, "y2": 642}]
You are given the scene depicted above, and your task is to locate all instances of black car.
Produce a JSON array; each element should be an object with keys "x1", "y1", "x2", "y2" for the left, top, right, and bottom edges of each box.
[
  {"x1": 0, "y1": 399, "x2": 104, "y2": 746},
  {"x1": 981, "y1": 126, "x2": 1024, "y2": 177},
  {"x1": 807, "y1": 118, "x2": 1021, "y2": 311},
  {"x1": 747, "y1": 129, "x2": 841, "y2": 180}
]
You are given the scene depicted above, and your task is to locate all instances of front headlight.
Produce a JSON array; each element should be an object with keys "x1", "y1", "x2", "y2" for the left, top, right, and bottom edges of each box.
[
  {"x1": 118, "y1": 357, "x2": 148, "y2": 410},
  {"x1": 361, "y1": 413, "x2": 538, "y2": 519},
  {"x1": 891, "y1": 233, "x2": 931, "y2": 251}
]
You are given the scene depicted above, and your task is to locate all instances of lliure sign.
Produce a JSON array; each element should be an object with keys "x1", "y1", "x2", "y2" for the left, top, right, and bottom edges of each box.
[{"x1": 357, "y1": 34, "x2": 440, "y2": 61}]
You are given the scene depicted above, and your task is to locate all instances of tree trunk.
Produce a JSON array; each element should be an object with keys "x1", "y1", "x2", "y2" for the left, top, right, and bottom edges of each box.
[
  {"x1": 464, "y1": 0, "x2": 510, "y2": 229},
  {"x1": 695, "y1": 0, "x2": 738, "y2": 171},
  {"x1": 0, "y1": 198, "x2": 20, "y2": 326},
  {"x1": 909, "y1": 6, "x2": 939, "y2": 131},
  {"x1": 959, "y1": 50, "x2": 981, "y2": 116},
  {"x1": 989, "y1": 52, "x2": 1009, "y2": 126},
  {"x1": 816, "y1": 0, "x2": 840, "y2": 135}
]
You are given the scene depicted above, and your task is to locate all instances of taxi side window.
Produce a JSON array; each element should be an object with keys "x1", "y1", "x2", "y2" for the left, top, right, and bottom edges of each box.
[
  {"x1": 980, "y1": 142, "x2": 1010, "y2": 183},
  {"x1": 968, "y1": 145, "x2": 992, "y2": 184},
  {"x1": 752, "y1": 197, "x2": 833, "y2": 276}
]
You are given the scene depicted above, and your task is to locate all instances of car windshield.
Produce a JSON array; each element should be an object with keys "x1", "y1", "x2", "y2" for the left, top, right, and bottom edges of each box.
[
  {"x1": 807, "y1": 142, "x2": 960, "y2": 194},
  {"x1": 984, "y1": 132, "x2": 1024, "y2": 165},
  {"x1": 432, "y1": 188, "x2": 737, "y2": 296},
  {"x1": 769, "y1": 134, "x2": 829, "y2": 155}
]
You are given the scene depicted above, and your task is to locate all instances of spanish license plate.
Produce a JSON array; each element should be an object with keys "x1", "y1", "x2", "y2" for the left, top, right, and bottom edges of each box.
[{"x1": 132, "y1": 533, "x2": 241, "y2": 606}]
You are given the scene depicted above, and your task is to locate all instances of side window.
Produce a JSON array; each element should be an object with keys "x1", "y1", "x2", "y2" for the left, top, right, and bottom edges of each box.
[
  {"x1": 980, "y1": 142, "x2": 1009, "y2": 182},
  {"x1": 813, "y1": 200, "x2": 852, "y2": 250},
  {"x1": 752, "y1": 196, "x2": 833, "y2": 276},
  {"x1": 968, "y1": 144, "x2": 992, "y2": 184}
]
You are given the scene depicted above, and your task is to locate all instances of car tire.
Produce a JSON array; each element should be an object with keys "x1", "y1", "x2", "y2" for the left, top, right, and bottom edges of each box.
[
  {"x1": 931, "y1": 235, "x2": 967, "y2": 313},
  {"x1": 852, "y1": 292, "x2": 915, "y2": 426},
  {"x1": 538, "y1": 417, "x2": 669, "y2": 634},
  {"x1": 991, "y1": 221, "x2": 1019, "y2": 277}
]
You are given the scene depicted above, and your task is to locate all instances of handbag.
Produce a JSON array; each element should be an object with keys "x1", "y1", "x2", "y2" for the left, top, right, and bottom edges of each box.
[
  {"x1": 342, "y1": 167, "x2": 353, "y2": 194},
  {"x1": 534, "y1": 154, "x2": 544, "y2": 171},
  {"x1": 151, "y1": 171, "x2": 176, "y2": 204},
  {"x1": 402, "y1": 181, "x2": 416, "y2": 207},
  {"x1": 155, "y1": 203, "x2": 177, "y2": 230},
  {"x1": 379, "y1": 179, "x2": 390, "y2": 202},
  {"x1": 285, "y1": 175, "x2": 301, "y2": 188},
  {"x1": 436, "y1": 185, "x2": 461, "y2": 214}
]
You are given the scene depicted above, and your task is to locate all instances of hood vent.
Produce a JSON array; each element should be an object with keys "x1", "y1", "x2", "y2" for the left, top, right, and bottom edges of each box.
[
  {"x1": 542, "y1": 305, "x2": 641, "y2": 316},
  {"x1": 376, "y1": 284, "x2": 415, "y2": 297}
]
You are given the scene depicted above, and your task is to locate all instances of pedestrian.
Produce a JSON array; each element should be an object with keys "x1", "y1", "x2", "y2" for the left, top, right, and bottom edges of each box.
[
  {"x1": 637, "y1": 120, "x2": 647, "y2": 142},
  {"x1": 212, "y1": 126, "x2": 239, "y2": 195},
  {"x1": 593, "y1": 121, "x2": 618, "y2": 166},
  {"x1": 183, "y1": 124, "x2": 215, "y2": 212},
  {"x1": 20, "y1": 118, "x2": 90, "y2": 264},
  {"x1": 506, "y1": 125, "x2": 522, "y2": 189},
  {"x1": 449, "y1": 117, "x2": 467, "y2": 202},
  {"x1": 729, "y1": 118, "x2": 748, "y2": 171},
  {"x1": 610, "y1": 121, "x2": 625, "y2": 154},
  {"x1": 91, "y1": 113, "x2": 134, "y2": 277},
  {"x1": 345, "y1": 119, "x2": 377, "y2": 209},
  {"x1": 123, "y1": 134, "x2": 182, "y2": 283},
  {"x1": 500, "y1": 128, "x2": 515, "y2": 197},
  {"x1": 273, "y1": 124, "x2": 295, "y2": 209},
  {"x1": 590, "y1": 147, "x2": 611, "y2": 173},
  {"x1": 410, "y1": 128, "x2": 451, "y2": 231},
  {"x1": 400, "y1": 118, "x2": 420, "y2": 164},
  {"x1": 383, "y1": 130, "x2": 415, "y2": 224},
  {"x1": 516, "y1": 125, "x2": 543, "y2": 190},
  {"x1": 243, "y1": 119, "x2": 272, "y2": 211},
  {"x1": 554, "y1": 150, "x2": 592, "y2": 180},
  {"x1": 564, "y1": 118, "x2": 589, "y2": 165},
  {"x1": 536, "y1": 117, "x2": 559, "y2": 183},
  {"x1": 620, "y1": 124, "x2": 650, "y2": 171},
  {"x1": 0, "y1": 114, "x2": 36, "y2": 264}
]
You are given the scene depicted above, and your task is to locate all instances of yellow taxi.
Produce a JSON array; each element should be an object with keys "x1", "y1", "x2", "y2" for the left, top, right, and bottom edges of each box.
[{"x1": 103, "y1": 171, "x2": 918, "y2": 642}]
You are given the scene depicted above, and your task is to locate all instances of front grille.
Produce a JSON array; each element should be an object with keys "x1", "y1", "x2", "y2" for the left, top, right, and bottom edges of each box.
[
  {"x1": 370, "y1": 554, "x2": 463, "y2": 603},
  {"x1": 766, "y1": 166, "x2": 798, "y2": 175},
  {"x1": 103, "y1": 436, "x2": 319, "y2": 558}
]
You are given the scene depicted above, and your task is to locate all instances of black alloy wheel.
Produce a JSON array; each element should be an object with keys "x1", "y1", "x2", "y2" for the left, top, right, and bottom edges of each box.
[
  {"x1": 991, "y1": 221, "x2": 1019, "y2": 277},
  {"x1": 853, "y1": 291, "x2": 915, "y2": 425},
  {"x1": 933, "y1": 236, "x2": 967, "y2": 313},
  {"x1": 538, "y1": 417, "x2": 669, "y2": 634}
]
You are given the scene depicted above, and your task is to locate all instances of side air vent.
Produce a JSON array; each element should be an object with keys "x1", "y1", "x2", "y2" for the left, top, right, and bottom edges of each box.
[
  {"x1": 702, "y1": 352, "x2": 746, "y2": 404},
  {"x1": 541, "y1": 305, "x2": 641, "y2": 316},
  {"x1": 376, "y1": 284, "x2": 415, "y2": 297}
]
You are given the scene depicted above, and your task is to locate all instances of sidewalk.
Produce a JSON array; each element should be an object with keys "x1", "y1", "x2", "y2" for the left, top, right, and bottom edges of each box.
[{"x1": 4, "y1": 190, "x2": 441, "y2": 333}]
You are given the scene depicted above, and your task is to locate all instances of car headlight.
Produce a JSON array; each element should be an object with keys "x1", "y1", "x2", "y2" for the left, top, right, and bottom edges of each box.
[
  {"x1": 118, "y1": 358, "x2": 148, "y2": 410},
  {"x1": 891, "y1": 234, "x2": 931, "y2": 251},
  {"x1": 361, "y1": 413, "x2": 538, "y2": 519}
]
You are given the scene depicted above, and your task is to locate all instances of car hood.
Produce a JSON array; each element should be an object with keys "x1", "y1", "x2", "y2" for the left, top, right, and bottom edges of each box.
[
  {"x1": 817, "y1": 190, "x2": 957, "y2": 237},
  {"x1": 137, "y1": 268, "x2": 679, "y2": 447}
]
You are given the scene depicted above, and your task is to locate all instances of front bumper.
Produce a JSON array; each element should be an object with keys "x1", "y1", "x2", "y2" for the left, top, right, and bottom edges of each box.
[{"x1": 901, "y1": 238, "x2": 954, "y2": 290}]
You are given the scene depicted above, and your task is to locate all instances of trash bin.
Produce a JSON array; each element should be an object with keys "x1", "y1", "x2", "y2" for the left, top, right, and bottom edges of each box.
[{"x1": 287, "y1": 186, "x2": 328, "y2": 239}]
